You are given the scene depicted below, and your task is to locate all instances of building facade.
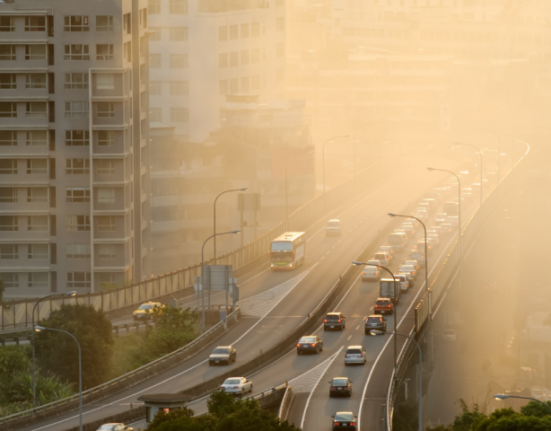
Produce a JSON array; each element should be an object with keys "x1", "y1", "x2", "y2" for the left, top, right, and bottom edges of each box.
[{"x1": 0, "y1": 0, "x2": 151, "y2": 298}]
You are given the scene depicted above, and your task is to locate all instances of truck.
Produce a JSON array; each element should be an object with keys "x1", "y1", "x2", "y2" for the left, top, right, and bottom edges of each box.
[{"x1": 380, "y1": 278, "x2": 401, "y2": 304}]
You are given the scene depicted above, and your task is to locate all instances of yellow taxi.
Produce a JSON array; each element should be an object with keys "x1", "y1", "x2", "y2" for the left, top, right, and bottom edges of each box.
[{"x1": 132, "y1": 301, "x2": 163, "y2": 321}]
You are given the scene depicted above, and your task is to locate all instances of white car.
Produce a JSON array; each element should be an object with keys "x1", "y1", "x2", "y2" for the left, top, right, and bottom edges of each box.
[
  {"x1": 326, "y1": 219, "x2": 342, "y2": 236},
  {"x1": 393, "y1": 273, "x2": 410, "y2": 292},
  {"x1": 344, "y1": 345, "x2": 367, "y2": 365},
  {"x1": 220, "y1": 377, "x2": 253, "y2": 395},
  {"x1": 97, "y1": 425, "x2": 134, "y2": 431},
  {"x1": 398, "y1": 265, "x2": 417, "y2": 281},
  {"x1": 362, "y1": 265, "x2": 380, "y2": 281}
]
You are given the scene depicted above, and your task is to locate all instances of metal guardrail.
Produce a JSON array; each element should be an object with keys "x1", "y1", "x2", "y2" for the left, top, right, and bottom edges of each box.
[
  {"x1": 0, "y1": 146, "x2": 399, "y2": 331},
  {"x1": 0, "y1": 306, "x2": 241, "y2": 427},
  {"x1": 386, "y1": 139, "x2": 530, "y2": 430}
]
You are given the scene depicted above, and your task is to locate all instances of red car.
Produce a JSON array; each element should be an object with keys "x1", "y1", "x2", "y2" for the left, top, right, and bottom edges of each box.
[{"x1": 374, "y1": 297, "x2": 394, "y2": 315}]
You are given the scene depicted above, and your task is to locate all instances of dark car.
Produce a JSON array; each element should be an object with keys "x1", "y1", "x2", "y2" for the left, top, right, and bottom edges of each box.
[
  {"x1": 374, "y1": 298, "x2": 394, "y2": 315},
  {"x1": 324, "y1": 312, "x2": 346, "y2": 331},
  {"x1": 332, "y1": 412, "x2": 357, "y2": 431},
  {"x1": 208, "y1": 345, "x2": 237, "y2": 365},
  {"x1": 364, "y1": 314, "x2": 386, "y2": 334},
  {"x1": 296, "y1": 335, "x2": 323, "y2": 354},
  {"x1": 329, "y1": 377, "x2": 352, "y2": 397}
]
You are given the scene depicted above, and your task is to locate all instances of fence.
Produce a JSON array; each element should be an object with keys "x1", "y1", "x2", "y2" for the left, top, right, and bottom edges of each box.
[
  {"x1": 0, "y1": 144, "x2": 399, "y2": 331},
  {"x1": 387, "y1": 138, "x2": 530, "y2": 430}
]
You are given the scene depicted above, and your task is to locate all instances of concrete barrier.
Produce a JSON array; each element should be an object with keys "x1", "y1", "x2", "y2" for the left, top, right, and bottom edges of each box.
[{"x1": 278, "y1": 385, "x2": 294, "y2": 422}]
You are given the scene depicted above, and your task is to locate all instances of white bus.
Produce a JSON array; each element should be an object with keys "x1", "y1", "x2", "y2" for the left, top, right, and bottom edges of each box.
[{"x1": 270, "y1": 232, "x2": 306, "y2": 270}]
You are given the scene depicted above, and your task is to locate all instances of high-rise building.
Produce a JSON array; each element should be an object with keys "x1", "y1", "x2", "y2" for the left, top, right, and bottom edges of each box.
[
  {"x1": 0, "y1": 0, "x2": 151, "y2": 298},
  {"x1": 147, "y1": 0, "x2": 287, "y2": 143}
]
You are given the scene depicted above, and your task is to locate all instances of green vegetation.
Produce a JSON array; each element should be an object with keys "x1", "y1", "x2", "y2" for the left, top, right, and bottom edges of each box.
[{"x1": 146, "y1": 390, "x2": 301, "y2": 431}]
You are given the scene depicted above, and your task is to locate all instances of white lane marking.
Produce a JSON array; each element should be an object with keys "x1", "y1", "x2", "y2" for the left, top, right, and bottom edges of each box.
[
  {"x1": 299, "y1": 346, "x2": 344, "y2": 429},
  {"x1": 33, "y1": 265, "x2": 318, "y2": 431},
  {"x1": 347, "y1": 335, "x2": 352, "y2": 340},
  {"x1": 369, "y1": 306, "x2": 374, "y2": 312},
  {"x1": 356, "y1": 325, "x2": 360, "y2": 330},
  {"x1": 240, "y1": 267, "x2": 271, "y2": 285}
]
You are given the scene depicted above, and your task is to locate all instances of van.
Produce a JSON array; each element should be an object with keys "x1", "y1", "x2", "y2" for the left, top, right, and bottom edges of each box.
[
  {"x1": 388, "y1": 233, "x2": 405, "y2": 251},
  {"x1": 326, "y1": 219, "x2": 342, "y2": 236},
  {"x1": 442, "y1": 202, "x2": 459, "y2": 216}
]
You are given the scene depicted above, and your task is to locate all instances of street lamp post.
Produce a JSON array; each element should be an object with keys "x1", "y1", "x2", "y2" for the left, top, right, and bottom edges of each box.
[
  {"x1": 494, "y1": 394, "x2": 551, "y2": 414},
  {"x1": 201, "y1": 230, "x2": 240, "y2": 330},
  {"x1": 31, "y1": 291, "x2": 76, "y2": 409},
  {"x1": 213, "y1": 188, "x2": 247, "y2": 264},
  {"x1": 322, "y1": 135, "x2": 349, "y2": 206},
  {"x1": 476, "y1": 128, "x2": 501, "y2": 186},
  {"x1": 369, "y1": 331, "x2": 423, "y2": 431},
  {"x1": 453, "y1": 141, "x2": 483, "y2": 208},
  {"x1": 35, "y1": 326, "x2": 82, "y2": 431},
  {"x1": 352, "y1": 261, "x2": 398, "y2": 374},
  {"x1": 285, "y1": 152, "x2": 314, "y2": 228}
]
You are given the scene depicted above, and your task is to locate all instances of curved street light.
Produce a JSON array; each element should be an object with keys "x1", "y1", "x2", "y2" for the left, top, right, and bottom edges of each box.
[
  {"x1": 476, "y1": 128, "x2": 501, "y2": 185},
  {"x1": 494, "y1": 393, "x2": 551, "y2": 414},
  {"x1": 213, "y1": 188, "x2": 248, "y2": 263},
  {"x1": 452, "y1": 141, "x2": 483, "y2": 208},
  {"x1": 35, "y1": 325, "x2": 82, "y2": 431}
]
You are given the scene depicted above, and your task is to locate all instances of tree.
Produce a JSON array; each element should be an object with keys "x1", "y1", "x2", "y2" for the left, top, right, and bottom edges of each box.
[
  {"x1": 520, "y1": 400, "x2": 551, "y2": 418},
  {"x1": 35, "y1": 303, "x2": 114, "y2": 389}
]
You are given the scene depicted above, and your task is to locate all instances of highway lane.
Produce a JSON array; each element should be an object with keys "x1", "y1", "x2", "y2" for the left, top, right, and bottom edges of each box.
[{"x1": 23, "y1": 150, "x2": 460, "y2": 431}]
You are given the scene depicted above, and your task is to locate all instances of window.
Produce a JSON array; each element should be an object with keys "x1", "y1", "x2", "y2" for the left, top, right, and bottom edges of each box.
[
  {"x1": 169, "y1": 27, "x2": 188, "y2": 41},
  {"x1": 252, "y1": 22, "x2": 259, "y2": 37},
  {"x1": 64, "y1": 16, "x2": 89, "y2": 31},
  {"x1": 241, "y1": 50, "x2": 249, "y2": 65},
  {"x1": 219, "y1": 26, "x2": 227, "y2": 41},
  {"x1": 219, "y1": 53, "x2": 227, "y2": 68},
  {"x1": 27, "y1": 159, "x2": 48, "y2": 174},
  {"x1": 28, "y1": 216, "x2": 48, "y2": 231},
  {"x1": 169, "y1": 54, "x2": 187, "y2": 69},
  {"x1": 25, "y1": 16, "x2": 46, "y2": 31},
  {"x1": 150, "y1": 81, "x2": 162, "y2": 95},
  {"x1": 0, "y1": 273, "x2": 18, "y2": 288},
  {"x1": 0, "y1": 102, "x2": 16, "y2": 117},
  {"x1": 98, "y1": 130, "x2": 114, "y2": 146},
  {"x1": 170, "y1": 81, "x2": 188, "y2": 95},
  {"x1": 96, "y1": 16, "x2": 113, "y2": 31},
  {"x1": 96, "y1": 44, "x2": 114, "y2": 60},
  {"x1": 0, "y1": 159, "x2": 17, "y2": 174},
  {"x1": 0, "y1": 245, "x2": 17, "y2": 259},
  {"x1": 67, "y1": 272, "x2": 91, "y2": 288},
  {"x1": 66, "y1": 158, "x2": 90, "y2": 174},
  {"x1": 65, "y1": 130, "x2": 90, "y2": 146},
  {"x1": 149, "y1": 54, "x2": 161, "y2": 68},
  {"x1": 66, "y1": 243, "x2": 91, "y2": 259},
  {"x1": 65, "y1": 101, "x2": 89, "y2": 118},
  {"x1": 25, "y1": 45, "x2": 47, "y2": 60},
  {"x1": 0, "y1": 131, "x2": 16, "y2": 146},
  {"x1": 140, "y1": 8, "x2": 148, "y2": 28},
  {"x1": 0, "y1": 45, "x2": 16, "y2": 60},
  {"x1": 66, "y1": 188, "x2": 90, "y2": 203},
  {"x1": 97, "y1": 188, "x2": 116, "y2": 204},
  {"x1": 26, "y1": 131, "x2": 48, "y2": 146},
  {"x1": 169, "y1": 0, "x2": 188, "y2": 14},
  {"x1": 149, "y1": 27, "x2": 161, "y2": 41},
  {"x1": 64, "y1": 73, "x2": 88, "y2": 89},
  {"x1": 0, "y1": 188, "x2": 17, "y2": 202},
  {"x1": 66, "y1": 215, "x2": 90, "y2": 231},
  {"x1": 0, "y1": 16, "x2": 14, "y2": 32},
  {"x1": 0, "y1": 216, "x2": 18, "y2": 231},
  {"x1": 27, "y1": 187, "x2": 48, "y2": 202},
  {"x1": 123, "y1": 13, "x2": 131, "y2": 34},
  {"x1": 64, "y1": 45, "x2": 90, "y2": 60},
  {"x1": 276, "y1": 17, "x2": 284, "y2": 31},
  {"x1": 28, "y1": 272, "x2": 49, "y2": 288},
  {"x1": 98, "y1": 216, "x2": 116, "y2": 231},
  {"x1": 26, "y1": 73, "x2": 47, "y2": 89},
  {"x1": 98, "y1": 244, "x2": 116, "y2": 259},
  {"x1": 96, "y1": 74, "x2": 115, "y2": 90},
  {"x1": 170, "y1": 108, "x2": 189, "y2": 123},
  {"x1": 124, "y1": 42, "x2": 131, "y2": 62},
  {"x1": 230, "y1": 52, "x2": 238, "y2": 67},
  {"x1": 97, "y1": 102, "x2": 115, "y2": 118},
  {"x1": 149, "y1": 0, "x2": 161, "y2": 13},
  {"x1": 229, "y1": 25, "x2": 238, "y2": 39},
  {"x1": 150, "y1": 107, "x2": 162, "y2": 122},
  {"x1": 97, "y1": 159, "x2": 115, "y2": 174},
  {"x1": 0, "y1": 74, "x2": 16, "y2": 89},
  {"x1": 241, "y1": 24, "x2": 249, "y2": 38},
  {"x1": 26, "y1": 102, "x2": 47, "y2": 117},
  {"x1": 28, "y1": 244, "x2": 48, "y2": 259}
]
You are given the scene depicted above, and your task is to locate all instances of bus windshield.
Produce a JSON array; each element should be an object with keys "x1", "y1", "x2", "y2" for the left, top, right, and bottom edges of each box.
[{"x1": 271, "y1": 241, "x2": 293, "y2": 252}]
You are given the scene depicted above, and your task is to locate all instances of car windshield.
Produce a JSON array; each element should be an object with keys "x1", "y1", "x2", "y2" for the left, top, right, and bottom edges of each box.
[
  {"x1": 389, "y1": 235, "x2": 403, "y2": 245},
  {"x1": 346, "y1": 348, "x2": 362, "y2": 354},
  {"x1": 97, "y1": 426, "x2": 117, "y2": 431},
  {"x1": 400, "y1": 266, "x2": 414, "y2": 271},
  {"x1": 335, "y1": 413, "x2": 355, "y2": 421},
  {"x1": 332, "y1": 379, "x2": 348, "y2": 386},
  {"x1": 374, "y1": 254, "x2": 385, "y2": 259},
  {"x1": 364, "y1": 266, "x2": 377, "y2": 272},
  {"x1": 376, "y1": 300, "x2": 390, "y2": 306},
  {"x1": 213, "y1": 347, "x2": 230, "y2": 354},
  {"x1": 224, "y1": 379, "x2": 241, "y2": 385},
  {"x1": 139, "y1": 304, "x2": 153, "y2": 310},
  {"x1": 271, "y1": 241, "x2": 293, "y2": 252},
  {"x1": 299, "y1": 337, "x2": 316, "y2": 343},
  {"x1": 326, "y1": 315, "x2": 340, "y2": 321},
  {"x1": 327, "y1": 221, "x2": 340, "y2": 227},
  {"x1": 367, "y1": 317, "x2": 380, "y2": 323},
  {"x1": 367, "y1": 261, "x2": 380, "y2": 266}
]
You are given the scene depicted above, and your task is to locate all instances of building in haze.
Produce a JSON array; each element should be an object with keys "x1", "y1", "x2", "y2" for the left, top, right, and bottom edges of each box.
[
  {"x1": 147, "y1": 0, "x2": 287, "y2": 143},
  {"x1": 0, "y1": 0, "x2": 151, "y2": 298}
]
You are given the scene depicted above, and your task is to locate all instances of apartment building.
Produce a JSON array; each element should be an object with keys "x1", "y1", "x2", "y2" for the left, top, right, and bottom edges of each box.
[
  {"x1": 147, "y1": 0, "x2": 287, "y2": 143},
  {"x1": 0, "y1": 0, "x2": 151, "y2": 298}
]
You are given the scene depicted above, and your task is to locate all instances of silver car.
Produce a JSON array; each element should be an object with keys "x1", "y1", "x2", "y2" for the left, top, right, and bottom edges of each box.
[{"x1": 344, "y1": 345, "x2": 367, "y2": 365}]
